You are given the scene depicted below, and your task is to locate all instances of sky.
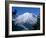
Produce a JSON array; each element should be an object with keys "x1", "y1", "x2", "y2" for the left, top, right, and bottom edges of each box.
[{"x1": 12, "y1": 7, "x2": 40, "y2": 16}]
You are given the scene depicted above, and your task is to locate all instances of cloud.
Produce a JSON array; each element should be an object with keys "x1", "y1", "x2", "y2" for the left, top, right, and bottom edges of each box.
[{"x1": 13, "y1": 12, "x2": 37, "y2": 30}]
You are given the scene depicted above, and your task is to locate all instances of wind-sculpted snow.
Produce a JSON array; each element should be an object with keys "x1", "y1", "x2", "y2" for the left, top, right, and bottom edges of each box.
[{"x1": 12, "y1": 12, "x2": 37, "y2": 30}]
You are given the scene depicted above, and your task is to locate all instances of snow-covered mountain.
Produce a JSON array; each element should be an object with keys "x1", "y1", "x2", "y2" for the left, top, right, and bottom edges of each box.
[
  {"x1": 13, "y1": 12, "x2": 37, "y2": 24},
  {"x1": 12, "y1": 12, "x2": 37, "y2": 30}
]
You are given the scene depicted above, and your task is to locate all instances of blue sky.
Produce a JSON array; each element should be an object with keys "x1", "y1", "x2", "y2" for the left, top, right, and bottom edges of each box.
[{"x1": 12, "y1": 7, "x2": 40, "y2": 16}]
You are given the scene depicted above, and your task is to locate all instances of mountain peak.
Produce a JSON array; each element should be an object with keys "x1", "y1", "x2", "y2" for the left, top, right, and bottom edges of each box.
[{"x1": 13, "y1": 12, "x2": 37, "y2": 25}]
